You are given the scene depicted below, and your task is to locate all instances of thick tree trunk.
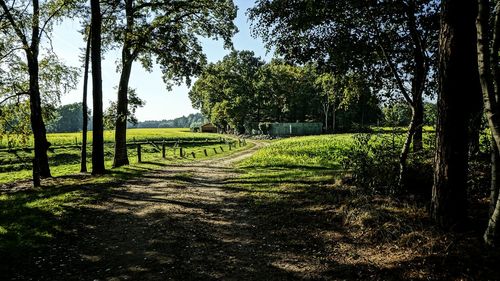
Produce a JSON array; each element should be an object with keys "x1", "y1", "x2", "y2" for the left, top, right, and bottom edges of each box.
[
  {"x1": 431, "y1": 0, "x2": 477, "y2": 229},
  {"x1": 27, "y1": 0, "x2": 50, "y2": 183},
  {"x1": 91, "y1": 0, "x2": 105, "y2": 174},
  {"x1": 113, "y1": 59, "x2": 133, "y2": 167},
  {"x1": 113, "y1": 0, "x2": 134, "y2": 168},
  {"x1": 81, "y1": 28, "x2": 91, "y2": 173},
  {"x1": 468, "y1": 111, "x2": 482, "y2": 156},
  {"x1": 27, "y1": 55, "x2": 51, "y2": 181}
]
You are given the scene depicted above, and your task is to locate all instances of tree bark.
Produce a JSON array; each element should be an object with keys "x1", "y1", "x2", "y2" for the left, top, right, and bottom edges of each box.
[
  {"x1": 477, "y1": 0, "x2": 500, "y2": 246},
  {"x1": 412, "y1": 101, "x2": 424, "y2": 151},
  {"x1": 406, "y1": 0, "x2": 426, "y2": 152},
  {"x1": 431, "y1": 0, "x2": 477, "y2": 229},
  {"x1": 484, "y1": 135, "x2": 500, "y2": 245},
  {"x1": 81, "y1": 28, "x2": 91, "y2": 173},
  {"x1": 27, "y1": 55, "x2": 51, "y2": 180},
  {"x1": 28, "y1": 0, "x2": 51, "y2": 182},
  {"x1": 398, "y1": 107, "x2": 418, "y2": 188},
  {"x1": 91, "y1": 0, "x2": 105, "y2": 174},
  {"x1": 113, "y1": 0, "x2": 134, "y2": 168},
  {"x1": 113, "y1": 59, "x2": 133, "y2": 167}
]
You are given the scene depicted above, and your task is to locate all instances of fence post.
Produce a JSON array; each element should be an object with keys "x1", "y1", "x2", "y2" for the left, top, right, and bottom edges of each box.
[
  {"x1": 228, "y1": 143, "x2": 232, "y2": 150},
  {"x1": 191, "y1": 152, "x2": 196, "y2": 158},
  {"x1": 180, "y1": 147, "x2": 183, "y2": 157},
  {"x1": 213, "y1": 147, "x2": 218, "y2": 154},
  {"x1": 204, "y1": 149, "x2": 208, "y2": 156},
  {"x1": 162, "y1": 141, "x2": 166, "y2": 158},
  {"x1": 220, "y1": 146, "x2": 224, "y2": 152},
  {"x1": 137, "y1": 144, "x2": 142, "y2": 163}
]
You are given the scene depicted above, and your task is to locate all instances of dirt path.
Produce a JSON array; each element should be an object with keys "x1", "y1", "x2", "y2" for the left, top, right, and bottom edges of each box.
[{"x1": 17, "y1": 141, "x2": 332, "y2": 281}]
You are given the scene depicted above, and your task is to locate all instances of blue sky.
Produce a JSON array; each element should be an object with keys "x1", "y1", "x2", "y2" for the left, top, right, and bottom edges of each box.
[{"x1": 53, "y1": 0, "x2": 272, "y2": 121}]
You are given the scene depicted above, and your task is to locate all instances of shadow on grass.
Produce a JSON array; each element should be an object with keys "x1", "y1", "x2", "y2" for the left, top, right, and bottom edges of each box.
[{"x1": 2, "y1": 162, "x2": 500, "y2": 280}]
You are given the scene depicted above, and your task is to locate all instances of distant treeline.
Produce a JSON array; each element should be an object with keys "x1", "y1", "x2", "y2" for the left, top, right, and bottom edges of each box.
[
  {"x1": 46, "y1": 103, "x2": 206, "y2": 133},
  {"x1": 132, "y1": 113, "x2": 206, "y2": 129}
]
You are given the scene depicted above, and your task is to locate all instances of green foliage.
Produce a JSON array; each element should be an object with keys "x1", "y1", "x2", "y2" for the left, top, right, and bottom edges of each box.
[
  {"x1": 241, "y1": 135, "x2": 353, "y2": 169},
  {"x1": 382, "y1": 102, "x2": 412, "y2": 126},
  {"x1": 249, "y1": 0, "x2": 439, "y2": 100},
  {"x1": 46, "y1": 102, "x2": 86, "y2": 133},
  {"x1": 102, "y1": 0, "x2": 238, "y2": 90},
  {"x1": 341, "y1": 134, "x2": 401, "y2": 194},
  {"x1": 0, "y1": 128, "x2": 245, "y2": 183},
  {"x1": 136, "y1": 113, "x2": 206, "y2": 129},
  {"x1": 103, "y1": 88, "x2": 145, "y2": 130},
  {"x1": 423, "y1": 102, "x2": 437, "y2": 126},
  {"x1": 190, "y1": 54, "x2": 382, "y2": 133},
  {"x1": 189, "y1": 50, "x2": 265, "y2": 132}
]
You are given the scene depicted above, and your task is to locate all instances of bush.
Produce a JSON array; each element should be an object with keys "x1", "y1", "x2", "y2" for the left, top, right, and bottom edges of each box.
[{"x1": 341, "y1": 133, "x2": 400, "y2": 194}]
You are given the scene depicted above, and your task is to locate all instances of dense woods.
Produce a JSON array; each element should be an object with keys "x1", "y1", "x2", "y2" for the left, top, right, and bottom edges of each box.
[{"x1": 1, "y1": 0, "x2": 500, "y2": 279}]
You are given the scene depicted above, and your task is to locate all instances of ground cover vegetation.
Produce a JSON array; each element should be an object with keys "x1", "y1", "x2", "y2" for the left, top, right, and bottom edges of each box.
[{"x1": 1, "y1": 0, "x2": 500, "y2": 279}]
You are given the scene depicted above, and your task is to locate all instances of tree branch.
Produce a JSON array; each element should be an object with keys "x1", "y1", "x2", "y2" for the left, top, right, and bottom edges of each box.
[
  {"x1": 0, "y1": 91, "x2": 29, "y2": 105},
  {"x1": 39, "y1": 1, "x2": 69, "y2": 40},
  {"x1": 0, "y1": 0, "x2": 30, "y2": 51}
]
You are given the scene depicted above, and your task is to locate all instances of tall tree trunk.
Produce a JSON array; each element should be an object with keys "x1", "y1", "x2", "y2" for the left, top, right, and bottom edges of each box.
[
  {"x1": 91, "y1": 0, "x2": 105, "y2": 175},
  {"x1": 407, "y1": 0, "x2": 426, "y2": 152},
  {"x1": 477, "y1": 0, "x2": 500, "y2": 246},
  {"x1": 27, "y1": 55, "x2": 51, "y2": 181},
  {"x1": 81, "y1": 28, "x2": 91, "y2": 173},
  {"x1": 113, "y1": 59, "x2": 133, "y2": 167},
  {"x1": 431, "y1": 0, "x2": 477, "y2": 229},
  {"x1": 113, "y1": 0, "x2": 134, "y2": 168},
  {"x1": 28, "y1": 0, "x2": 50, "y2": 182}
]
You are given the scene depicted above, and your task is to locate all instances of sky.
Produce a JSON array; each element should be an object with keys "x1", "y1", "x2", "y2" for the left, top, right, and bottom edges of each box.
[{"x1": 52, "y1": 0, "x2": 272, "y2": 122}]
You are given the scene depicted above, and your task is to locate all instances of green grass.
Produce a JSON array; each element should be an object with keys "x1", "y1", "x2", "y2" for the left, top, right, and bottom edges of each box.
[
  {"x1": 0, "y1": 128, "x2": 222, "y2": 148},
  {"x1": 0, "y1": 128, "x2": 245, "y2": 184},
  {"x1": 0, "y1": 138, "x2": 251, "y2": 254},
  {"x1": 240, "y1": 134, "x2": 353, "y2": 169}
]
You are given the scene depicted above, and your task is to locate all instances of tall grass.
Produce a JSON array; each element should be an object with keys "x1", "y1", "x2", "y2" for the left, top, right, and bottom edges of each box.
[
  {"x1": 240, "y1": 134, "x2": 354, "y2": 169},
  {"x1": 0, "y1": 128, "x2": 221, "y2": 148}
]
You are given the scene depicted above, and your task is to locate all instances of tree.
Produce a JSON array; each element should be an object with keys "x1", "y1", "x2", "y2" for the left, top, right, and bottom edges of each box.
[
  {"x1": 476, "y1": 0, "x2": 500, "y2": 246},
  {"x1": 249, "y1": 0, "x2": 440, "y2": 188},
  {"x1": 46, "y1": 103, "x2": 84, "y2": 132},
  {"x1": 91, "y1": 0, "x2": 105, "y2": 175},
  {"x1": 106, "y1": 0, "x2": 238, "y2": 167},
  {"x1": 103, "y1": 88, "x2": 145, "y2": 130},
  {"x1": 189, "y1": 51, "x2": 265, "y2": 133},
  {"x1": 81, "y1": 27, "x2": 91, "y2": 173},
  {"x1": 0, "y1": 0, "x2": 77, "y2": 185},
  {"x1": 431, "y1": 0, "x2": 477, "y2": 229}
]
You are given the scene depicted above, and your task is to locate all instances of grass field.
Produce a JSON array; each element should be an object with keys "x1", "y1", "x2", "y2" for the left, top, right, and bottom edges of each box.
[
  {"x1": 0, "y1": 128, "x2": 241, "y2": 184},
  {"x1": 0, "y1": 128, "x2": 222, "y2": 148},
  {"x1": 1, "y1": 133, "x2": 498, "y2": 280}
]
